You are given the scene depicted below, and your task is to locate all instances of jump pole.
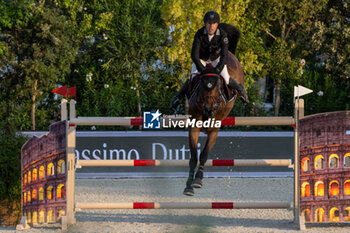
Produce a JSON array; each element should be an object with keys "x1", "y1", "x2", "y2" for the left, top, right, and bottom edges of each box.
[
  {"x1": 65, "y1": 100, "x2": 77, "y2": 227},
  {"x1": 75, "y1": 201, "x2": 292, "y2": 210},
  {"x1": 76, "y1": 159, "x2": 293, "y2": 168},
  {"x1": 69, "y1": 116, "x2": 295, "y2": 126},
  {"x1": 294, "y1": 98, "x2": 303, "y2": 227}
]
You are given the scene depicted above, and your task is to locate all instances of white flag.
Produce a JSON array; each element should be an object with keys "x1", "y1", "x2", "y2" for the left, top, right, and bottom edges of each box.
[{"x1": 294, "y1": 85, "x2": 313, "y2": 98}]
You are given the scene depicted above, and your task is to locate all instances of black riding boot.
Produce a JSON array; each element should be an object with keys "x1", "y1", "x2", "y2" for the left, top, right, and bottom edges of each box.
[
  {"x1": 228, "y1": 78, "x2": 249, "y2": 104},
  {"x1": 170, "y1": 79, "x2": 190, "y2": 111}
]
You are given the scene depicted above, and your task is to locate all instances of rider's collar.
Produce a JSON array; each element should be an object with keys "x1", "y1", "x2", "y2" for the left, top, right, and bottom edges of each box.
[{"x1": 203, "y1": 28, "x2": 220, "y2": 36}]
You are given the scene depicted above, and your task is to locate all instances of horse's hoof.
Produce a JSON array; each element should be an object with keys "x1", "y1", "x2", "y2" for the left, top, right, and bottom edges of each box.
[
  {"x1": 183, "y1": 187, "x2": 194, "y2": 196},
  {"x1": 192, "y1": 178, "x2": 203, "y2": 188}
]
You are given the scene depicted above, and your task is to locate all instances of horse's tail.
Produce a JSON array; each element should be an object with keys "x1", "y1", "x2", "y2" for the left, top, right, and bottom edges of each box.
[{"x1": 219, "y1": 23, "x2": 241, "y2": 55}]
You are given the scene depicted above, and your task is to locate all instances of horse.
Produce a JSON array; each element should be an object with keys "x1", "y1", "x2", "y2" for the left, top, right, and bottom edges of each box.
[{"x1": 184, "y1": 51, "x2": 245, "y2": 196}]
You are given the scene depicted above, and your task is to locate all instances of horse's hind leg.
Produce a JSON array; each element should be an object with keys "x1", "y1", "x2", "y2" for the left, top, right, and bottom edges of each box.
[
  {"x1": 183, "y1": 127, "x2": 200, "y2": 196},
  {"x1": 193, "y1": 130, "x2": 219, "y2": 188}
]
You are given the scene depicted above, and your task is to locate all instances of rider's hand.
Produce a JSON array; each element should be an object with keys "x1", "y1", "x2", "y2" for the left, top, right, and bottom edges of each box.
[{"x1": 202, "y1": 68, "x2": 218, "y2": 75}]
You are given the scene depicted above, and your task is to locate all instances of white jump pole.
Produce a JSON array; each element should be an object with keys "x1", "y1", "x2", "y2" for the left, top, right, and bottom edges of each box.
[
  {"x1": 69, "y1": 116, "x2": 295, "y2": 126},
  {"x1": 294, "y1": 98, "x2": 303, "y2": 226},
  {"x1": 65, "y1": 100, "x2": 77, "y2": 227},
  {"x1": 225, "y1": 116, "x2": 295, "y2": 126},
  {"x1": 75, "y1": 159, "x2": 293, "y2": 168},
  {"x1": 61, "y1": 99, "x2": 67, "y2": 121},
  {"x1": 75, "y1": 201, "x2": 292, "y2": 210}
]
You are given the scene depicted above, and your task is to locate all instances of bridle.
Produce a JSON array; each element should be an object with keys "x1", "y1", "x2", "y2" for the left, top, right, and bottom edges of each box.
[{"x1": 199, "y1": 73, "x2": 223, "y2": 117}]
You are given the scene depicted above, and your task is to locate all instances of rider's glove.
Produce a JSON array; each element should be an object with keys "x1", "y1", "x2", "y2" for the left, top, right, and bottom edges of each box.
[{"x1": 202, "y1": 68, "x2": 219, "y2": 75}]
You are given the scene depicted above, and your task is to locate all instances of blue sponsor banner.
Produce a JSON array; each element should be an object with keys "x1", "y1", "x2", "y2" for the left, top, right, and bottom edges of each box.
[
  {"x1": 73, "y1": 131, "x2": 294, "y2": 174},
  {"x1": 21, "y1": 131, "x2": 294, "y2": 175}
]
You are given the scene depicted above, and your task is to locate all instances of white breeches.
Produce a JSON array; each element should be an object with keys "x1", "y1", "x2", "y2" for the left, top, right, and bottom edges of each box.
[{"x1": 191, "y1": 57, "x2": 230, "y2": 84}]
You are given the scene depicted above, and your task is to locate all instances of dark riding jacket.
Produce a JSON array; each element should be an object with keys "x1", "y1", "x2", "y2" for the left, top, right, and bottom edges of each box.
[{"x1": 191, "y1": 26, "x2": 229, "y2": 74}]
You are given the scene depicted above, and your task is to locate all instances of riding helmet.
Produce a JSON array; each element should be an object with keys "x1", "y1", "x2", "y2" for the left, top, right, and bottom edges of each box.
[{"x1": 203, "y1": 11, "x2": 220, "y2": 24}]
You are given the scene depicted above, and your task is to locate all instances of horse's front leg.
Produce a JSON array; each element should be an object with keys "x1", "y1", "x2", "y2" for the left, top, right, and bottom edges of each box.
[
  {"x1": 193, "y1": 129, "x2": 219, "y2": 189},
  {"x1": 183, "y1": 127, "x2": 200, "y2": 196}
]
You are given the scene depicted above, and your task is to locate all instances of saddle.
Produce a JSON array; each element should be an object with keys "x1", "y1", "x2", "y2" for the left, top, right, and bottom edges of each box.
[{"x1": 186, "y1": 74, "x2": 237, "y2": 103}]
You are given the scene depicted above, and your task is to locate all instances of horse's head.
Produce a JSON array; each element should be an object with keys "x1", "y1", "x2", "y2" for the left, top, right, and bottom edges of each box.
[{"x1": 198, "y1": 73, "x2": 222, "y2": 118}]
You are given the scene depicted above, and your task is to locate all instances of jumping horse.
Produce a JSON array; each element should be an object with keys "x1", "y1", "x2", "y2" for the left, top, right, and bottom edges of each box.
[{"x1": 184, "y1": 51, "x2": 245, "y2": 196}]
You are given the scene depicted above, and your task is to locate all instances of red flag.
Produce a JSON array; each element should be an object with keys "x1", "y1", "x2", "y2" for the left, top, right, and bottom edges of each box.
[
  {"x1": 52, "y1": 85, "x2": 67, "y2": 97},
  {"x1": 67, "y1": 86, "x2": 76, "y2": 98}
]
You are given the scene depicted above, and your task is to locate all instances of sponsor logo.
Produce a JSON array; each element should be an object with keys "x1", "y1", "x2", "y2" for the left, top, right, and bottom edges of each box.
[
  {"x1": 143, "y1": 110, "x2": 161, "y2": 129},
  {"x1": 223, "y1": 37, "x2": 229, "y2": 44},
  {"x1": 75, "y1": 142, "x2": 200, "y2": 160},
  {"x1": 143, "y1": 111, "x2": 221, "y2": 129},
  {"x1": 162, "y1": 115, "x2": 221, "y2": 128}
]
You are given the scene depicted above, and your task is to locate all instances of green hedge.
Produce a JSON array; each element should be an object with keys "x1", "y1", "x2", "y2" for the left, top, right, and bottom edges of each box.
[{"x1": 0, "y1": 127, "x2": 27, "y2": 202}]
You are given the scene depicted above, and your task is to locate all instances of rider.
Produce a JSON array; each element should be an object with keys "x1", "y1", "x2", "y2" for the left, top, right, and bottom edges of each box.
[{"x1": 170, "y1": 11, "x2": 249, "y2": 110}]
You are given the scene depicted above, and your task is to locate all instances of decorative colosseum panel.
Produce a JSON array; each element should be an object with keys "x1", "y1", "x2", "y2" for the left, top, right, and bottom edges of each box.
[
  {"x1": 21, "y1": 121, "x2": 67, "y2": 224},
  {"x1": 300, "y1": 111, "x2": 350, "y2": 223}
]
